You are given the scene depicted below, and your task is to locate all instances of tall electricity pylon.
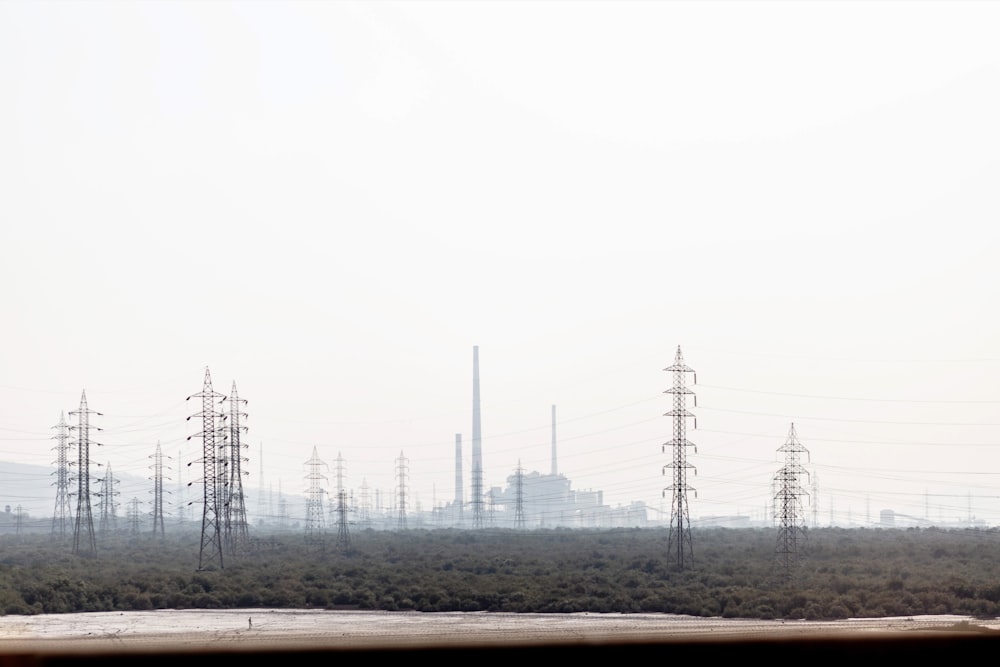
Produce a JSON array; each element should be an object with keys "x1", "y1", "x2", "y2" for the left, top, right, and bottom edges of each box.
[
  {"x1": 359, "y1": 478, "x2": 371, "y2": 529},
  {"x1": 514, "y1": 460, "x2": 525, "y2": 529},
  {"x1": 127, "y1": 497, "x2": 141, "y2": 537},
  {"x1": 470, "y1": 346, "x2": 484, "y2": 529},
  {"x1": 70, "y1": 390, "x2": 100, "y2": 556},
  {"x1": 663, "y1": 346, "x2": 697, "y2": 570},
  {"x1": 187, "y1": 367, "x2": 226, "y2": 571},
  {"x1": 334, "y1": 452, "x2": 351, "y2": 551},
  {"x1": 774, "y1": 422, "x2": 810, "y2": 580},
  {"x1": 224, "y1": 382, "x2": 250, "y2": 555},
  {"x1": 97, "y1": 463, "x2": 119, "y2": 536},
  {"x1": 396, "y1": 451, "x2": 409, "y2": 531},
  {"x1": 304, "y1": 447, "x2": 328, "y2": 543},
  {"x1": 150, "y1": 442, "x2": 169, "y2": 538},
  {"x1": 51, "y1": 411, "x2": 73, "y2": 539}
]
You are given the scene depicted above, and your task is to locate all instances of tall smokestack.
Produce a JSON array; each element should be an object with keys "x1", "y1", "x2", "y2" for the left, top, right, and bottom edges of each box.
[
  {"x1": 471, "y1": 345, "x2": 484, "y2": 528},
  {"x1": 454, "y1": 433, "x2": 464, "y2": 525},
  {"x1": 551, "y1": 404, "x2": 557, "y2": 476}
]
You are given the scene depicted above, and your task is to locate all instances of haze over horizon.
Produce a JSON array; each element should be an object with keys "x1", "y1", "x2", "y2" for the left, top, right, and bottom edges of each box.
[{"x1": 2, "y1": 1, "x2": 999, "y2": 527}]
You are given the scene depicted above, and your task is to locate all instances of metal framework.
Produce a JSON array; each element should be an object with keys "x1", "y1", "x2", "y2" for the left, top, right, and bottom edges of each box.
[
  {"x1": 187, "y1": 368, "x2": 226, "y2": 570},
  {"x1": 514, "y1": 460, "x2": 525, "y2": 529},
  {"x1": 70, "y1": 390, "x2": 100, "y2": 556},
  {"x1": 359, "y1": 478, "x2": 371, "y2": 529},
  {"x1": 663, "y1": 346, "x2": 697, "y2": 570},
  {"x1": 51, "y1": 411, "x2": 73, "y2": 539},
  {"x1": 97, "y1": 463, "x2": 119, "y2": 535},
  {"x1": 334, "y1": 452, "x2": 351, "y2": 551},
  {"x1": 470, "y1": 346, "x2": 484, "y2": 529},
  {"x1": 303, "y1": 446, "x2": 328, "y2": 543},
  {"x1": 396, "y1": 451, "x2": 409, "y2": 531},
  {"x1": 774, "y1": 422, "x2": 810, "y2": 579},
  {"x1": 225, "y1": 382, "x2": 250, "y2": 555},
  {"x1": 150, "y1": 442, "x2": 168, "y2": 538},
  {"x1": 127, "y1": 497, "x2": 141, "y2": 536}
]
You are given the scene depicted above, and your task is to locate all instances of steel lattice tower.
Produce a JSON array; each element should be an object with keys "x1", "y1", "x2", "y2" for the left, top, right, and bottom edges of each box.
[
  {"x1": 396, "y1": 450, "x2": 409, "y2": 531},
  {"x1": 224, "y1": 382, "x2": 250, "y2": 555},
  {"x1": 334, "y1": 452, "x2": 351, "y2": 551},
  {"x1": 514, "y1": 460, "x2": 525, "y2": 529},
  {"x1": 663, "y1": 346, "x2": 697, "y2": 570},
  {"x1": 14, "y1": 505, "x2": 25, "y2": 542},
  {"x1": 70, "y1": 390, "x2": 100, "y2": 556},
  {"x1": 51, "y1": 411, "x2": 73, "y2": 539},
  {"x1": 359, "y1": 478, "x2": 371, "y2": 529},
  {"x1": 470, "y1": 346, "x2": 484, "y2": 529},
  {"x1": 774, "y1": 422, "x2": 810, "y2": 579},
  {"x1": 187, "y1": 367, "x2": 226, "y2": 570},
  {"x1": 127, "y1": 497, "x2": 141, "y2": 536},
  {"x1": 304, "y1": 446, "x2": 328, "y2": 543},
  {"x1": 98, "y1": 463, "x2": 119, "y2": 535},
  {"x1": 150, "y1": 442, "x2": 168, "y2": 538}
]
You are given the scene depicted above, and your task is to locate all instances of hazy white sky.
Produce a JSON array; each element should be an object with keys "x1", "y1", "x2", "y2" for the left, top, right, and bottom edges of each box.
[{"x1": 2, "y1": 1, "x2": 999, "y2": 526}]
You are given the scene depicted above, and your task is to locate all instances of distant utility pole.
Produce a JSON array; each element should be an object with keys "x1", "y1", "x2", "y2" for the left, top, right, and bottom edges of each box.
[
  {"x1": 396, "y1": 451, "x2": 409, "y2": 531},
  {"x1": 98, "y1": 463, "x2": 120, "y2": 536},
  {"x1": 127, "y1": 497, "x2": 141, "y2": 537},
  {"x1": 304, "y1": 446, "x2": 328, "y2": 543},
  {"x1": 359, "y1": 478, "x2": 371, "y2": 529},
  {"x1": 514, "y1": 460, "x2": 526, "y2": 530},
  {"x1": 663, "y1": 346, "x2": 697, "y2": 570},
  {"x1": 14, "y1": 505, "x2": 25, "y2": 542},
  {"x1": 187, "y1": 367, "x2": 226, "y2": 571},
  {"x1": 70, "y1": 390, "x2": 100, "y2": 556},
  {"x1": 334, "y1": 452, "x2": 351, "y2": 551},
  {"x1": 774, "y1": 423, "x2": 810, "y2": 581},
  {"x1": 150, "y1": 442, "x2": 169, "y2": 538},
  {"x1": 470, "y1": 346, "x2": 484, "y2": 529},
  {"x1": 225, "y1": 382, "x2": 250, "y2": 555},
  {"x1": 51, "y1": 411, "x2": 73, "y2": 539}
]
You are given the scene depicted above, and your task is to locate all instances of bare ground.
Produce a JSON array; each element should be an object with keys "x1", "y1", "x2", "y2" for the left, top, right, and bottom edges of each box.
[{"x1": 2, "y1": 609, "x2": 999, "y2": 655}]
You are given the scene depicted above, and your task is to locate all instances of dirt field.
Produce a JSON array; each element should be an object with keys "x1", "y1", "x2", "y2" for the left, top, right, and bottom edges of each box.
[{"x1": 1, "y1": 609, "x2": 998, "y2": 654}]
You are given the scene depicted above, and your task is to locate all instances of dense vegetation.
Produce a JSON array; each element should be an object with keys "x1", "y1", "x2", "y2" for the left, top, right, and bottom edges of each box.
[{"x1": 2, "y1": 527, "x2": 1000, "y2": 619}]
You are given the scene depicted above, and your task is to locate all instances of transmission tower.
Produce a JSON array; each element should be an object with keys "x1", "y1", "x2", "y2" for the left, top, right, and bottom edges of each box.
[
  {"x1": 774, "y1": 422, "x2": 810, "y2": 580},
  {"x1": 97, "y1": 463, "x2": 119, "y2": 536},
  {"x1": 187, "y1": 367, "x2": 227, "y2": 571},
  {"x1": 470, "y1": 346, "x2": 484, "y2": 529},
  {"x1": 334, "y1": 452, "x2": 351, "y2": 551},
  {"x1": 304, "y1": 447, "x2": 328, "y2": 543},
  {"x1": 127, "y1": 497, "x2": 141, "y2": 537},
  {"x1": 514, "y1": 460, "x2": 525, "y2": 530},
  {"x1": 70, "y1": 390, "x2": 100, "y2": 556},
  {"x1": 359, "y1": 478, "x2": 371, "y2": 529},
  {"x1": 396, "y1": 450, "x2": 409, "y2": 531},
  {"x1": 14, "y1": 505, "x2": 25, "y2": 542},
  {"x1": 51, "y1": 411, "x2": 73, "y2": 539},
  {"x1": 150, "y1": 442, "x2": 169, "y2": 538},
  {"x1": 224, "y1": 382, "x2": 250, "y2": 555},
  {"x1": 663, "y1": 346, "x2": 697, "y2": 570}
]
